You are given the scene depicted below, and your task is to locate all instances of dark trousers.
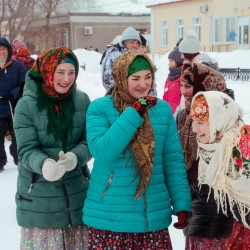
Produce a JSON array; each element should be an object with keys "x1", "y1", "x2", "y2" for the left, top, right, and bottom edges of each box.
[{"x1": 0, "y1": 117, "x2": 17, "y2": 166}]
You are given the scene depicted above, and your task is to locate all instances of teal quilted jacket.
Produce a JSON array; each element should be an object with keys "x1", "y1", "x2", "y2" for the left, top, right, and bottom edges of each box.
[{"x1": 83, "y1": 95, "x2": 191, "y2": 233}]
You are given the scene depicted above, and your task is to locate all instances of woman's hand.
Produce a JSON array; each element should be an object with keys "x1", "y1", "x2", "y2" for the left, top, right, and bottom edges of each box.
[
  {"x1": 56, "y1": 151, "x2": 77, "y2": 171},
  {"x1": 42, "y1": 158, "x2": 66, "y2": 181},
  {"x1": 173, "y1": 211, "x2": 190, "y2": 229},
  {"x1": 132, "y1": 96, "x2": 157, "y2": 116}
]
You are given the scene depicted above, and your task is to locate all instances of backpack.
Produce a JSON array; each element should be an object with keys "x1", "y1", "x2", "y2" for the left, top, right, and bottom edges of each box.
[{"x1": 100, "y1": 43, "x2": 122, "y2": 65}]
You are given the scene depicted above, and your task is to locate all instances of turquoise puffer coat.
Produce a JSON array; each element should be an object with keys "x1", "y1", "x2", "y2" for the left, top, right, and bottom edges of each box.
[
  {"x1": 14, "y1": 74, "x2": 92, "y2": 228},
  {"x1": 83, "y1": 95, "x2": 191, "y2": 233}
]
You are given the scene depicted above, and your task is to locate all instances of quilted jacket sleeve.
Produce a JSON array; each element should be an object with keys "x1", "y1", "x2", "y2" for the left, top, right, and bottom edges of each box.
[
  {"x1": 86, "y1": 99, "x2": 144, "y2": 164},
  {"x1": 69, "y1": 92, "x2": 92, "y2": 168},
  {"x1": 162, "y1": 110, "x2": 191, "y2": 214},
  {"x1": 14, "y1": 99, "x2": 48, "y2": 174}
]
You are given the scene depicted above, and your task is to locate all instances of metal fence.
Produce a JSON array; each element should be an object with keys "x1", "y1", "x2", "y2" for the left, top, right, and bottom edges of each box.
[{"x1": 219, "y1": 68, "x2": 250, "y2": 81}]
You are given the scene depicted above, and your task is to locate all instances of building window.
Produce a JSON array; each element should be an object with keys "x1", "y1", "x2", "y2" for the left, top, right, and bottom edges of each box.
[
  {"x1": 225, "y1": 17, "x2": 235, "y2": 42},
  {"x1": 63, "y1": 28, "x2": 69, "y2": 47},
  {"x1": 175, "y1": 18, "x2": 184, "y2": 42},
  {"x1": 214, "y1": 18, "x2": 223, "y2": 43},
  {"x1": 160, "y1": 20, "x2": 168, "y2": 46},
  {"x1": 192, "y1": 17, "x2": 201, "y2": 41}
]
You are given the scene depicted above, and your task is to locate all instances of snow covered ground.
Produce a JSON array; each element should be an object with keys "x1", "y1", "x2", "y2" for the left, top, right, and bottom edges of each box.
[{"x1": 0, "y1": 49, "x2": 250, "y2": 250}]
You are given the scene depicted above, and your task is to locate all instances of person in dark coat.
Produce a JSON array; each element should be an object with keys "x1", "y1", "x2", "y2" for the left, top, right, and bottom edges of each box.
[
  {"x1": 176, "y1": 62, "x2": 234, "y2": 249},
  {"x1": 0, "y1": 37, "x2": 26, "y2": 172}
]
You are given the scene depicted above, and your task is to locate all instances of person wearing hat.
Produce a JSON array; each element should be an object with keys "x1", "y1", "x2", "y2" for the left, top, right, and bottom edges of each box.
[
  {"x1": 83, "y1": 50, "x2": 191, "y2": 249},
  {"x1": 14, "y1": 46, "x2": 91, "y2": 249},
  {"x1": 176, "y1": 63, "x2": 234, "y2": 249},
  {"x1": 163, "y1": 46, "x2": 184, "y2": 114},
  {"x1": 0, "y1": 37, "x2": 26, "y2": 173},
  {"x1": 139, "y1": 34, "x2": 147, "y2": 53},
  {"x1": 12, "y1": 38, "x2": 27, "y2": 60},
  {"x1": 101, "y1": 27, "x2": 157, "y2": 97},
  {"x1": 179, "y1": 29, "x2": 218, "y2": 70}
]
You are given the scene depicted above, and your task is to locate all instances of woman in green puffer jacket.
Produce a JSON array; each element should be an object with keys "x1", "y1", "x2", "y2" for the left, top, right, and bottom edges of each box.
[
  {"x1": 83, "y1": 50, "x2": 191, "y2": 249},
  {"x1": 14, "y1": 46, "x2": 91, "y2": 250}
]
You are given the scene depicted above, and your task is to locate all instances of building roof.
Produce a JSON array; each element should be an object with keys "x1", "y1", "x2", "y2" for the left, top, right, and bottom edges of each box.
[
  {"x1": 72, "y1": 0, "x2": 151, "y2": 15},
  {"x1": 146, "y1": 0, "x2": 193, "y2": 8}
]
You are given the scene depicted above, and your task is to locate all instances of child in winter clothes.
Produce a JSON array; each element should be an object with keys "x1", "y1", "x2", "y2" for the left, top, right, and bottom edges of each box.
[
  {"x1": 176, "y1": 63, "x2": 234, "y2": 249},
  {"x1": 14, "y1": 46, "x2": 91, "y2": 249},
  {"x1": 190, "y1": 91, "x2": 250, "y2": 250},
  {"x1": 163, "y1": 46, "x2": 184, "y2": 114},
  {"x1": 83, "y1": 50, "x2": 191, "y2": 249}
]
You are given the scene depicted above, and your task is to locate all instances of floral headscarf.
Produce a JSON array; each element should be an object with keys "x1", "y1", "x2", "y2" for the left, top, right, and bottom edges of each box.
[
  {"x1": 191, "y1": 91, "x2": 250, "y2": 228},
  {"x1": 178, "y1": 62, "x2": 227, "y2": 171},
  {"x1": 189, "y1": 94, "x2": 209, "y2": 122},
  {"x1": 108, "y1": 50, "x2": 155, "y2": 200},
  {"x1": 29, "y1": 46, "x2": 79, "y2": 151},
  {"x1": 30, "y1": 46, "x2": 79, "y2": 101}
]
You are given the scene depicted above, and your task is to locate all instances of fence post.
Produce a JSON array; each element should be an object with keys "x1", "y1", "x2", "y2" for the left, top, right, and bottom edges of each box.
[{"x1": 237, "y1": 67, "x2": 240, "y2": 80}]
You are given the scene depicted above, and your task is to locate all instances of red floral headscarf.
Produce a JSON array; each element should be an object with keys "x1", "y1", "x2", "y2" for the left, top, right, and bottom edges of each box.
[{"x1": 29, "y1": 46, "x2": 79, "y2": 100}]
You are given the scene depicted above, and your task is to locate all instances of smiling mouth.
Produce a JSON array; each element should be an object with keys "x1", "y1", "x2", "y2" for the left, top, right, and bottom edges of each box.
[{"x1": 59, "y1": 83, "x2": 69, "y2": 88}]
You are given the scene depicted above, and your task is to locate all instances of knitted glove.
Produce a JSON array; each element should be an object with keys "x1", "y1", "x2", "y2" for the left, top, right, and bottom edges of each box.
[
  {"x1": 42, "y1": 158, "x2": 66, "y2": 181},
  {"x1": 132, "y1": 96, "x2": 157, "y2": 116},
  {"x1": 173, "y1": 211, "x2": 190, "y2": 229},
  {"x1": 56, "y1": 151, "x2": 77, "y2": 172},
  {"x1": 2, "y1": 93, "x2": 14, "y2": 102}
]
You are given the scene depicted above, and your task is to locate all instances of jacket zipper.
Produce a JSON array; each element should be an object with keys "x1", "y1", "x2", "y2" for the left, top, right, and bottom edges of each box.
[
  {"x1": 101, "y1": 171, "x2": 114, "y2": 201},
  {"x1": 62, "y1": 182, "x2": 72, "y2": 227},
  {"x1": 28, "y1": 173, "x2": 39, "y2": 193},
  {"x1": 18, "y1": 195, "x2": 32, "y2": 202}
]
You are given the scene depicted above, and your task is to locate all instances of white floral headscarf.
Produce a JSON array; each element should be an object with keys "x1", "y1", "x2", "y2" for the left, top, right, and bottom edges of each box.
[{"x1": 191, "y1": 91, "x2": 250, "y2": 228}]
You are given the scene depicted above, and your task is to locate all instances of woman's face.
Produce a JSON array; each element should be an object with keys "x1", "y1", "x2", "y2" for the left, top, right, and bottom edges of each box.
[
  {"x1": 128, "y1": 70, "x2": 152, "y2": 99},
  {"x1": 53, "y1": 63, "x2": 75, "y2": 94},
  {"x1": 192, "y1": 118, "x2": 210, "y2": 144},
  {"x1": 181, "y1": 82, "x2": 194, "y2": 102}
]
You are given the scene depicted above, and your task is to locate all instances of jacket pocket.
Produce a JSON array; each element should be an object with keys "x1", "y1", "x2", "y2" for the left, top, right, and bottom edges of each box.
[
  {"x1": 28, "y1": 173, "x2": 40, "y2": 193},
  {"x1": 18, "y1": 195, "x2": 33, "y2": 202},
  {"x1": 101, "y1": 171, "x2": 114, "y2": 201}
]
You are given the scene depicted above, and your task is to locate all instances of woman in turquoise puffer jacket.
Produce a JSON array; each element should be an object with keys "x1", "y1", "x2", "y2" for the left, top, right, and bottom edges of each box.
[
  {"x1": 83, "y1": 50, "x2": 191, "y2": 249},
  {"x1": 14, "y1": 46, "x2": 91, "y2": 250}
]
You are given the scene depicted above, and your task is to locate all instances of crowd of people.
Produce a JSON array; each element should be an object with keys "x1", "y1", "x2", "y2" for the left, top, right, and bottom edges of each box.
[{"x1": 0, "y1": 27, "x2": 249, "y2": 250}]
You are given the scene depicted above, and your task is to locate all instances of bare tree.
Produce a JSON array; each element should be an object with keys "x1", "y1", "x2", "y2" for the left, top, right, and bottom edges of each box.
[
  {"x1": 37, "y1": 0, "x2": 96, "y2": 48},
  {"x1": 1, "y1": 0, "x2": 41, "y2": 42},
  {"x1": 0, "y1": 0, "x2": 7, "y2": 37}
]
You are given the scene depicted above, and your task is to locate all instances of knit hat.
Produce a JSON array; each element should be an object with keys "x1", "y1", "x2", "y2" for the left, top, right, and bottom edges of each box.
[
  {"x1": 13, "y1": 39, "x2": 26, "y2": 50},
  {"x1": 139, "y1": 34, "x2": 147, "y2": 46},
  {"x1": 120, "y1": 27, "x2": 141, "y2": 47},
  {"x1": 168, "y1": 47, "x2": 184, "y2": 65},
  {"x1": 179, "y1": 29, "x2": 201, "y2": 53},
  {"x1": 190, "y1": 94, "x2": 209, "y2": 122},
  {"x1": 128, "y1": 56, "x2": 152, "y2": 76},
  {"x1": 181, "y1": 62, "x2": 227, "y2": 96}
]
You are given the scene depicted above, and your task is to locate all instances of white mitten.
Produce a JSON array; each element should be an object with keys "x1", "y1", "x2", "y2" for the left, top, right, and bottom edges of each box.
[
  {"x1": 56, "y1": 151, "x2": 77, "y2": 172},
  {"x1": 42, "y1": 158, "x2": 66, "y2": 181}
]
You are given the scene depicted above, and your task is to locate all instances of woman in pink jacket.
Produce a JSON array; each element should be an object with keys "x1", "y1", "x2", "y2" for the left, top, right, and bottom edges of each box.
[{"x1": 163, "y1": 46, "x2": 184, "y2": 114}]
